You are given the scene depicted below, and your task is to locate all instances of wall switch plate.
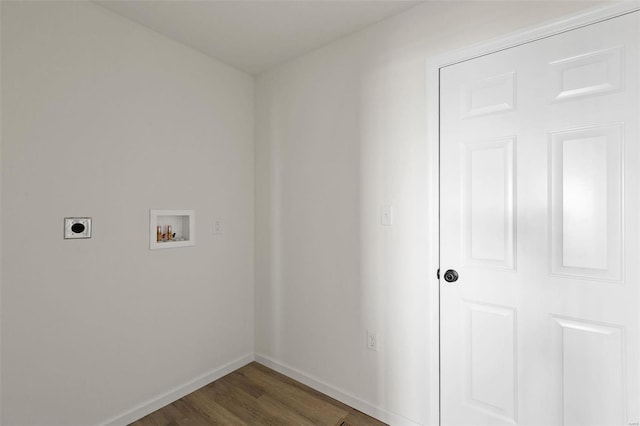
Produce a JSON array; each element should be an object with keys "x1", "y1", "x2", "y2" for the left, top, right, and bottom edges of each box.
[
  {"x1": 367, "y1": 331, "x2": 379, "y2": 351},
  {"x1": 380, "y1": 205, "x2": 393, "y2": 226},
  {"x1": 213, "y1": 220, "x2": 223, "y2": 234},
  {"x1": 64, "y1": 217, "x2": 92, "y2": 239}
]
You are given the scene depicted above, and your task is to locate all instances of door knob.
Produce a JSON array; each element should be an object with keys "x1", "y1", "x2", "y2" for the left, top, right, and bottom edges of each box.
[{"x1": 444, "y1": 269, "x2": 459, "y2": 283}]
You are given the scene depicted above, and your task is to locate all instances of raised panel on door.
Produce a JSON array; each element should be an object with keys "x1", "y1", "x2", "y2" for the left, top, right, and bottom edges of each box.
[
  {"x1": 550, "y1": 46, "x2": 624, "y2": 102},
  {"x1": 462, "y1": 72, "x2": 517, "y2": 118},
  {"x1": 464, "y1": 301, "x2": 517, "y2": 423},
  {"x1": 463, "y1": 137, "x2": 516, "y2": 270},
  {"x1": 549, "y1": 124, "x2": 623, "y2": 281},
  {"x1": 552, "y1": 317, "x2": 625, "y2": 426}
]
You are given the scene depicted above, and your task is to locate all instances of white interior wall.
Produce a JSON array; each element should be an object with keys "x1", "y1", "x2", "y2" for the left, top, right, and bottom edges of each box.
[
  {"x1": 0, "y1": 2, "x2": 254, "y2": 425},
  {"x1": 254, "y1": 2, "x2": 600, "y2": 425}
]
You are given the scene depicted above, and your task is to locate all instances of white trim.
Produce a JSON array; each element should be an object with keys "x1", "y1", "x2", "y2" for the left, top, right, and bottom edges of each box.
[
  {"x1": 426, "y1": 61, "x2": 441, "y2": 426},
  {"x1": 434, "y1": 1, "x2": 640, "y2": 69},
  {"x1": 99, "y1": 353, "x2": 254, "y2": 426},
  {"x1": 426, "y1": 3, "x2": 639, "y2": 426},
  {"x1": 254, "y1": 353, "x2": 421, "y2": 426}
]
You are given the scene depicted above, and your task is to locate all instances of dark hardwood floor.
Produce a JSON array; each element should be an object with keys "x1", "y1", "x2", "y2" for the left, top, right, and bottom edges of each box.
[{"x1": 130, "y1": 362, "x2": 388, "y2": 426}]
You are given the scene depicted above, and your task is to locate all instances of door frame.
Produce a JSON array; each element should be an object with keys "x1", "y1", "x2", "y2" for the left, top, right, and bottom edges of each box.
[{"x1": 426, "y1": 3, "x2": 640, "y2": 425}]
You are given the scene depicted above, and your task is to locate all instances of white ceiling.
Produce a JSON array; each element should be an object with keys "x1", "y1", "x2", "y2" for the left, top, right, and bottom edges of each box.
[{"x1": 94, "y1": 1, "x2": 423, "y2": 74}]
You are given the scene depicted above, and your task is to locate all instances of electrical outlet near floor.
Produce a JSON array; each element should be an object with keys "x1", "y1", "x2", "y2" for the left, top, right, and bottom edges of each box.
[{"x1": 366, "y1": 331, "x2": 378, "y2": 351}]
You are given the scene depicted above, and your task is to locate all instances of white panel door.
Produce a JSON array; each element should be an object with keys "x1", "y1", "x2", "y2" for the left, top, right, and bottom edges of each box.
[{"x1": 440, "y1": 11, "x2": 639, "y2": 426}]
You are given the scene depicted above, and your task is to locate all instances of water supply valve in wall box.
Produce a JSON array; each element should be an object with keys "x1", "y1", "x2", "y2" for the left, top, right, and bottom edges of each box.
[{"x1": 64, "y1": 217, "x2": 92, "y2": 239}]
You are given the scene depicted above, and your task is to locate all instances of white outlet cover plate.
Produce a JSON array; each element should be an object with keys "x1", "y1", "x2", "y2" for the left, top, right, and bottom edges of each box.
[{"x1": 64, "y1": 217, "x2": 92, "y2": 239}]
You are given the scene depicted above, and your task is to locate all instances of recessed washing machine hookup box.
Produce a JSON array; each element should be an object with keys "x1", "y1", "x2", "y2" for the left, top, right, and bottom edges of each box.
[{"x1": 149, "y1": 209, "x2": 195, "y2": 249}]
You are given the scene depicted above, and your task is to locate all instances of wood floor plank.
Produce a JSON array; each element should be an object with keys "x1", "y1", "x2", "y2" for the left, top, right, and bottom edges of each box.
[
  {"x1": 248, "y1": 363, "x2": 354, "y2": 412},
  {"x1": 169, "y1": 400, "x2": 215, "y2": 426},
  {"x1": 221, "y1": 369, "x2": 267, "y2": 399},
  {"x1": 183, "y1": 390, "x2": 245, "y2": 425},
  {"x1": 255, "y1": 393, "x2": 318, "y2": 426},
  {"x1": 339, "y1": 409, "x2": 388, "y2": 426},
  {"x1": 130, "y1": 403, "x2": 185, "y2": 426},
  {"x1": 129, "y1": 362, "x2": 388, "y2": 426},
  {"x1": 198, "y1": 379, "x2": 283, "y2": 425},
  {"x1": 240, "y1": 363, "x2": 349, "y2": 424}
]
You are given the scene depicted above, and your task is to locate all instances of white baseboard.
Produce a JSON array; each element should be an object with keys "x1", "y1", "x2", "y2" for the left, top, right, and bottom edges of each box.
[
  {"x1": 99, "y1": 352, "x2": 422, "y2": 426},
  {"x1": 254, "y1": 353, "x2": 422, "y2": 426},
  {"x1": 100, "y1": 353, "x2": 254, "y2": 426}
]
